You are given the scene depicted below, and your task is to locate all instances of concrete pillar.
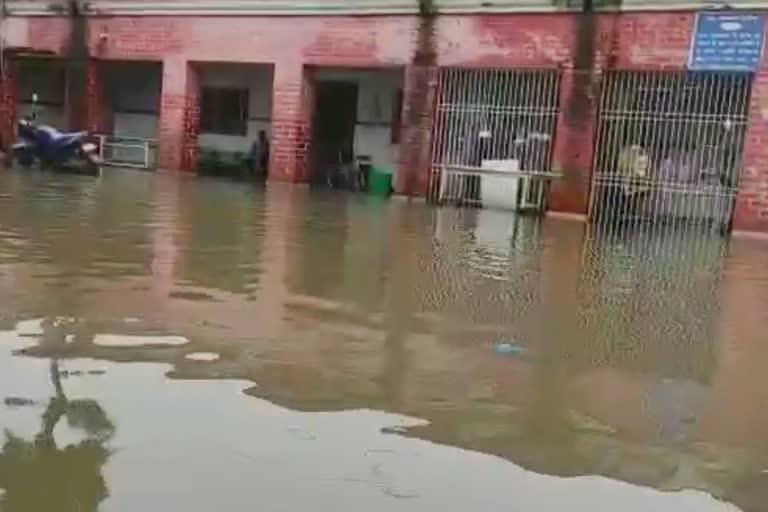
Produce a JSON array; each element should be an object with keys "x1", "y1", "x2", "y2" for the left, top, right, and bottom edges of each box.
[
  {"x1": 397, "y1": 64, "x2": 438, "y2": 197},
  {"x1": 157, "y1": 58, "x2": 200, "y2": 172},
  {"x1": 0, "y1": 60, "x2": 18, "y2": 152},
  {"x1": 733, "y1": 69, "x2": 768, "y2": 234},
  {"x1": 548, "y1": 68, "x2": 599, "y2": 217},
  {"x1": 270, "y1": 62, "x2": 312, "y2": 182}
]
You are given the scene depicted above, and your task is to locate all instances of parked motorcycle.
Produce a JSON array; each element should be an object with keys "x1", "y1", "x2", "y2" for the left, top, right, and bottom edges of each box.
[{"x1": 11, "y1": 94, "x2": 101, "y2": 176}]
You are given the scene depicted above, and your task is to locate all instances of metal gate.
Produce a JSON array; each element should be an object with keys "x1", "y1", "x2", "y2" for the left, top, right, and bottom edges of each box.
[
  {"x1": 590, "y1": 70, "x2": 752, "y2": 234},
  {"x1": 430, "y1": 68, "x2": 561, "y2": 211}
]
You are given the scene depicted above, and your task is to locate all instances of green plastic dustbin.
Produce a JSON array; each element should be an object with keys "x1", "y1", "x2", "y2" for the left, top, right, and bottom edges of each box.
[{"x1": 368, "y1": 168, "x2": 393, "y2": 197}]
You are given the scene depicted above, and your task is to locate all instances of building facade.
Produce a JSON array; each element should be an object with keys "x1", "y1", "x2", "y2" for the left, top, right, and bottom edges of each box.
[{"x1": 2, "y1": 0, "x2": 768, "y2": 233}]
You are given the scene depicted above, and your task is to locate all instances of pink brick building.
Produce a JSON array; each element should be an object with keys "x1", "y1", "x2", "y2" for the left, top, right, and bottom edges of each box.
[{"x1": 2, "y1": 0, "x2": 768, "y2": 233}]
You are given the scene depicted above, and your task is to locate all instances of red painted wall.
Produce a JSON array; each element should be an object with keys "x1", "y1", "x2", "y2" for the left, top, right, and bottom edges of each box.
[
  {"x1": 5, "y1": 11, "x2": 768, "y2": 231},
  {"x1": 0, "y1": 66, "x2": 17, "y2": 155},
  {"x1": 736, "y1": 71, "x2": 768, "y2": 233}
]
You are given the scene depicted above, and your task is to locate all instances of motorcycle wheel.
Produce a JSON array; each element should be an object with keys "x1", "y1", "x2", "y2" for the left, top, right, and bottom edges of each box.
[
  {"x1": 66, "y1": 146, "x2": 101, "y2": 176},
  {"x1": 15, "y1": 151, "x2": 35, "y2": 169},
  {"x1": 80, "y1": 152, "x2": 102, "y2": 176}
]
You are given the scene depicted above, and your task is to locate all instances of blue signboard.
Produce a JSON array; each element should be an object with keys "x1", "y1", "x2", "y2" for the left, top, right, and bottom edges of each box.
[{"x1": 689, "y1": 12, "x2": 766, "y2": 72}]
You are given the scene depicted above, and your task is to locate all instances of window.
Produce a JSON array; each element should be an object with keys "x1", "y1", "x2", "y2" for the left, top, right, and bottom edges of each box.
[
  {"x1": 17, "y1": 62, "x2": 66, "y2": 107},
  {"x1": 108, "y1": 63, "x2": 162, "y2": 115},
  {"x1": 200, "y1": 87, "x2": 249, "y2": 135},
  {"x1": 391, "y1": 88, "x2": 403, "y2": 144}
]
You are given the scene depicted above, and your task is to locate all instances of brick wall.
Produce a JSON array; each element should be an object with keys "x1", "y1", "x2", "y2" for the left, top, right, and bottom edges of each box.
[
  {"x1": 0, "y1": 63, "x2": 18, "y2": 153},
  {"x1": 270, "y1": 63, "x2": 312, "y2": 182},
  {"x1": 9, "y1": 11, "x2": 768, "y2": 231},
  {"x1": 398, "y1": 64, "x2": 438, "y2": 197},
  {"x1": 157, "y1": 58, "x2": 199, "y2": 171},
  {"x1": 548, "y1": 68, "x2": 599, "y2": 215},
  {"x1": 181, "y1": 65, "x2": 201, "y2": 172},
  {"x1": 734, "y1": 69, "x2": 768, "y2": 233},
  {"x1": 85, "y1": 60, "x2": 111, "y2": 134}
]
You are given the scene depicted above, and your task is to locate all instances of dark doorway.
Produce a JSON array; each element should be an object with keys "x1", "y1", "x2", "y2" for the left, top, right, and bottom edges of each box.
[{"x1": 311, "y1": 81, "x2": 358, "y2": 187}]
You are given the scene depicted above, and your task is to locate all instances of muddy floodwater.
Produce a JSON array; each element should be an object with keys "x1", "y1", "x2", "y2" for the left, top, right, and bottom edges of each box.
[{"x1": 1, "y1": 169, "x2": 768, "y2": 511}]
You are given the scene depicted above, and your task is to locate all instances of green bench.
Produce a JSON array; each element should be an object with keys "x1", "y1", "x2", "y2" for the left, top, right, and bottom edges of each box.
[{"x1": 197, "y1": 149, "x2": 254, "y2": 177}]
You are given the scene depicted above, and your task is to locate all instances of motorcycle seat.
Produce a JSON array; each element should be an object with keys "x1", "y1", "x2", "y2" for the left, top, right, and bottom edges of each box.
[
  {"x1": 39, "y1": 126, "x2": 87, "y2": 147},
  {"x1": 56, "y1": 132, "x2": 87, "y2": 146}
]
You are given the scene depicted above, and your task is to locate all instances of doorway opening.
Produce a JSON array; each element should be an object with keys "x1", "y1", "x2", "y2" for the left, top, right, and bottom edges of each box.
[
  {"x1": 308, "y1": 68, "x2": 404, "y2": 192},
  {"x1": 103, "y1": 60, "x2": 163, "y2": 168},
  {"x1": 312, "y1": 80, "x2": 358, "y2": 188}
]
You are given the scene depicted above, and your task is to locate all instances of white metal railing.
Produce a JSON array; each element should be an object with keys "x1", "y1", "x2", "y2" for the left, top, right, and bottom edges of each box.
[
  {"x1": 96, "y1": 134, "x2": 157, "y2": 169},
  {"x1": 436, "y1": 164, "x2": 561, "y2": 211}
]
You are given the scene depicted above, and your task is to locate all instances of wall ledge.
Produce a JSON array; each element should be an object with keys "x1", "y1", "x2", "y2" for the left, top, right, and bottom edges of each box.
[
  {"x1": 7, "y1": 0, "x2": 768, "y2": 17},
  {"x1": 732, "y1": 229, "x2": 768, "y2": 241}
]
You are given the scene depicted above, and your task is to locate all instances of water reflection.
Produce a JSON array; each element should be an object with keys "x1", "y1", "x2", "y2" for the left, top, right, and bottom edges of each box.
[
  {"x1": 176, "y1": 177, "x2": 265, "y2": 295},
  {"x1": 0, "y1": 322, "x2": 741, "y2": 512},
  {"x1": 0, "y1": 169, "x2": 767, "y2": 510},
  {"x1": 1, "y1": 320, "x2": 114, "y2": 512}
]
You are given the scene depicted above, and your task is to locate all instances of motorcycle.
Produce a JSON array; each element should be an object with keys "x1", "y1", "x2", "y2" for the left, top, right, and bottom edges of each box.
[{"x1": 11, "y1": 94, "x2": 101, "y2": 176}]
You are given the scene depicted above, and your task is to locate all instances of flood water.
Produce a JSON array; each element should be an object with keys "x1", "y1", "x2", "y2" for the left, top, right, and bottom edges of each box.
[{"x1": 1, "y1": 169, "x2": 768, "y2": 511}]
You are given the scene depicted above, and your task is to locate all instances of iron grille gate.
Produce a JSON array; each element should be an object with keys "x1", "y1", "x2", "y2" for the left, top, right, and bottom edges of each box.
[
  {"x1": 590, "y1": 70, "x2": 752, "y2": 234},
  {"x1": 430, "y1": 68, "x2": 561, "y2": 210}
]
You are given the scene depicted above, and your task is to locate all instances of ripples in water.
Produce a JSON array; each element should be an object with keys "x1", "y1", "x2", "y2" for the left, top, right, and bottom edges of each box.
[{"x1": 0, "y1": 168, "x2": 767, "y2": 511}]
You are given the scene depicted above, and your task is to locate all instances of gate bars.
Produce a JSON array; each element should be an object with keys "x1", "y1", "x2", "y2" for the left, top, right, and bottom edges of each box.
[{"x1": 589, "y1": 70, "x2": 752, "y2": 234}]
